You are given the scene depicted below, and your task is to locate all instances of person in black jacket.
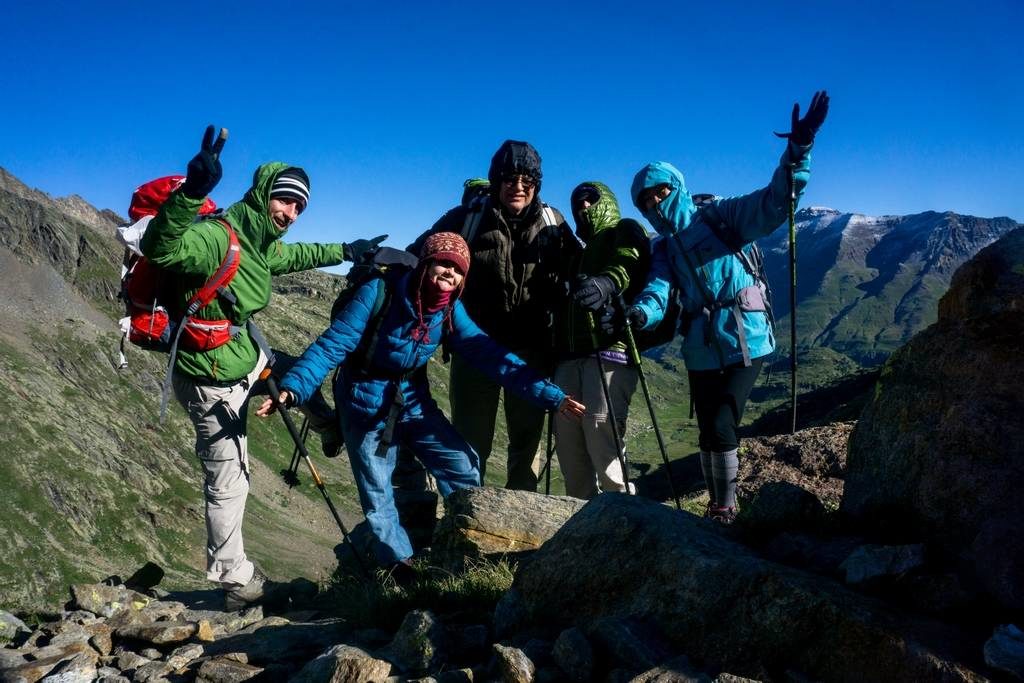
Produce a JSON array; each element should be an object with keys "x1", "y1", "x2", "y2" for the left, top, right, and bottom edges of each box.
[{"x1": 411, "y1": 141, "x2": 578, "y2": 490}]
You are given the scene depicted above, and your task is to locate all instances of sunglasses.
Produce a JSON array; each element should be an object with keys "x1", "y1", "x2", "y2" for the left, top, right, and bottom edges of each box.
[{"x1": 501, "y1": 174, "x2": 537, "y2": 190}]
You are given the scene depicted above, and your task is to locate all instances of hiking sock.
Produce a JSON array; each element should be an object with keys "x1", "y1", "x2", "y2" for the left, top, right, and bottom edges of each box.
[
  {"x1": 699, "y1": 451, "x2": 715, "y2": 504},
  {"x1": 711, "y1": 449, "x2": 739, "y2": 510}
]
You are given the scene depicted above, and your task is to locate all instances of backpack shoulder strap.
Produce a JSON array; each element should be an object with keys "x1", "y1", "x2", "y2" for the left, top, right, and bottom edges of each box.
[
  {"x1": 699, "y1": 203, "x2": 762, "y2": 281},
  {"x1": 541, "y1": 203, "x2": 559, "y2": 228},
  {"x1": 184, "y1": 217, "x2": 241, "y2": 315},
  {"x1": 461, "y1": 195, "x2": 489, "y2": 246},
  {"x1": 359, "y1": 275, "x2": 391, "y2": 365}
]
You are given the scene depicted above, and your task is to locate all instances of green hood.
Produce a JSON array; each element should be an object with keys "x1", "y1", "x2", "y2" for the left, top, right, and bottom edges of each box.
[
  {"x1": 573, "y1": 181, "x2": 621, "y2": 242},
  {"x1": 225, "y1": 161, "x2": 295, "y2": 248}
]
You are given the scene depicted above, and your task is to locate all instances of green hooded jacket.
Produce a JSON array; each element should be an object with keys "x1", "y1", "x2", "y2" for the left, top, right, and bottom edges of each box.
[
  {"x1": 557, "y1": 182, "x2": 648, "y2": 355},
  {"x1": 140, "y1": 162, "x2": 345, "y2": 382}
]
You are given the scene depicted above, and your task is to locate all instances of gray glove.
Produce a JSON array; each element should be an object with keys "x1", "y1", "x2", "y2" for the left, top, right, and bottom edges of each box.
[{"x1": 343, "y1": 234, "x2": 388, "y2": 263}]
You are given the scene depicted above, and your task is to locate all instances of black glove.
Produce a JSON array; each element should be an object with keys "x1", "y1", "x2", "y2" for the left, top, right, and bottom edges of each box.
[
  {"x1": 181, "y1": 125, "x2": 227, "y2": 199},
  {"x1": 598, "y1": 304, "x2": 622, "y2": 336},
  {"x1": 626, "y1": 305, "x2": 647, "y2": 329},
  {"x1": 774, "y1": 90, "x2": 830, "y2": 146},
  {"x1": 343, "y1": 234, "x2": 388, "y2": 262},
  {"x1": 574, "y1": 275, "x2": 617, "y2": 311}
]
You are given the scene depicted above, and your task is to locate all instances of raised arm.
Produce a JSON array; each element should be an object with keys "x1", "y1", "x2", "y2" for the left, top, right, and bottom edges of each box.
[{"x1": 716, "y1": 91, "x2": 830, "y2": 245}]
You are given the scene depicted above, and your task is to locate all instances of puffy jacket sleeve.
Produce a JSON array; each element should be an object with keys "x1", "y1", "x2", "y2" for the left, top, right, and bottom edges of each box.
[
  {"x1": 139, "y1": 190, "x2": 227, "y2": 275},
  {"x1": 715, "y1": 141, "x2": 812, "y2": 245},
  {"x1": 631, "y1": 236, "x2": 675, "y2": 330},
  {"x1": 447, "y1": 301, "x2": 565, "y2": 410},
  {"x1": 265, "y1": 241, "x2": 346, "y2": 275},
  {"x1": 279, "y1": 279, "x2": 378, "y2": 405},
  {"x1": 601, "y1": 220, "x2": 645, "y2": 293}
]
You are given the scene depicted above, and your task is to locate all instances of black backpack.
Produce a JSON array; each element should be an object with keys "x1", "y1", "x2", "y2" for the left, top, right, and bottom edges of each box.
[{"x1": 329, "y1": 247, "x2": 421, "y2": 371}]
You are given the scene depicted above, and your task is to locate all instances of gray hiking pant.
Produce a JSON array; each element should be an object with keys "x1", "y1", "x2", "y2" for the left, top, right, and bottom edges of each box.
[
  {"x1": 172, "y1": 351, "x2": 268, "y2": 586},
  {"x1": 553, "y1": 357, "x2": 637, "y2": 499},
  {"x1": 449, "y1": 350, "x2": 547, "y2": 491}
]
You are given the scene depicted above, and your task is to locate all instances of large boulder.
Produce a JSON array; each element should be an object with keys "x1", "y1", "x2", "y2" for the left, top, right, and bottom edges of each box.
[
  {"x1": 431, "y1": 487, "x2": 584, "y2": 572},
  {"x1": 505, "y1": 493, "x2": 986, "y2": 681},
  {"x1": 737, "y1": 423, "x2": 852, "y2": 531},
  {"x1": 842, "y1": 227, "x2": 1024, "y2": 609}
]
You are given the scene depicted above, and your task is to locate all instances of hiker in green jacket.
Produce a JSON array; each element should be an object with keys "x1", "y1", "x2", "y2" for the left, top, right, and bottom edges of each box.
[
  {"x1": 140, "y1": 125, "x2": 383, "y2": 610},
  {"x1": 554, "y1": 182, "x2": 648, "y2": 498}
]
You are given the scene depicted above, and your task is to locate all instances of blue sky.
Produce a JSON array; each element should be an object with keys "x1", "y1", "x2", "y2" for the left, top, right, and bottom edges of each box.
[{"x1": 3, "y1": 0, "x2": 1021, "y2": 263}]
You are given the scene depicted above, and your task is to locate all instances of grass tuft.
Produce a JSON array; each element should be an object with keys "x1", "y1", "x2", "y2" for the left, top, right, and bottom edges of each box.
[{"x1": 321, "y1": 558, "x2": 514, "y2": 630}]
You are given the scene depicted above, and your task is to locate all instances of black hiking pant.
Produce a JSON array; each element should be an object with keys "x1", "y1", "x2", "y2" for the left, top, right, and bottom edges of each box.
[{"x1": 688, "y1": 358, "x2": 764, "y2": 452}]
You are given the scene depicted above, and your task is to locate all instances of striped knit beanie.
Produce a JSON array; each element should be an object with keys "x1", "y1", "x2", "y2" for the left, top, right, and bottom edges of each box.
[{"x1": 270, "y1": 167, "x2": 310, "y2": 209}]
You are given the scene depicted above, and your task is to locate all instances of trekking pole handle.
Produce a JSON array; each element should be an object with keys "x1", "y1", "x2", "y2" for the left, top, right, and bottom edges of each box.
[
  {"x1": 613, "y1": 293, "x2": 643, "y2": 367},
  {"x1": 259, "y1": 370, "x2": 321, "y2": 485}
]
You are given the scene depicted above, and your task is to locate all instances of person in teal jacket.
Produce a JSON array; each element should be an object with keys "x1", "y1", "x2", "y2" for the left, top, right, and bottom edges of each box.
[
  {"x1": 625, "y1": 92, "x2": 829, "y2": 523},
  {"x1": 258, "y1": 232, "x2": 585, "y2": 577}
]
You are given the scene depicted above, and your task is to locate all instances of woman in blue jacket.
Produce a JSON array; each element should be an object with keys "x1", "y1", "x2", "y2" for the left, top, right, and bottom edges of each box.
[
  {"x1": 626, "y1": 92, "x2": 829, "y2": 524},
  {"x1": 258, "y1": 232, "x2": 584, "y2": 573}
]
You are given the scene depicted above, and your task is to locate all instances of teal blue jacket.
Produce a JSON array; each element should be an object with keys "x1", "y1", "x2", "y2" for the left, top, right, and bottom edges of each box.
[{"x1": 631, "y1": 141, "x2": 811, "y2": 370}]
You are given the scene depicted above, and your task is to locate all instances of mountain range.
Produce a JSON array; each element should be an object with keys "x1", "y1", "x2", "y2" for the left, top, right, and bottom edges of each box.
[
  {"x1": 0, "y1": 165, "x2": 1017, "y2": 611},
  {"x1": 760, "y1": 206, "x2": 1018, "y2": 365}
]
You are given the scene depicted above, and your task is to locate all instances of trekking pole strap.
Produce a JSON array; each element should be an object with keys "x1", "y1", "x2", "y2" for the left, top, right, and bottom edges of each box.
[
  {"x1": 158, "y1": 318, "x2": 190, "y2": 424},
  {"x1": 246, "y1": 319, "x2": 277, "y2": 369}
]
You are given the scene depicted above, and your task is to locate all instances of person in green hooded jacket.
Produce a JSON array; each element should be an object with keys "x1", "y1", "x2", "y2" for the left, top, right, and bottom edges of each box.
[
  {"x1": 140, "y1": 125, "x2": 383, "y2": 609},
  {"x1": 553, "y1": 182, "x2": 648, "y2": 498}
]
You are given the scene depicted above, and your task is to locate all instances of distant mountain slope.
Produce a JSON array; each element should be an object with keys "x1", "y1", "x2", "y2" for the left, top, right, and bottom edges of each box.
[
  {"x1": 0, "y1": 169, "x2": 356, "y2": 611},
  {"x1": 759, "y1": 207, "x2": 1019, "y2": 365}
]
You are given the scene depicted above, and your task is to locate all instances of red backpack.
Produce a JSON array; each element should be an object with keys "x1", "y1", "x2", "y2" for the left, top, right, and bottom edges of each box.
[{"x1": 118, "y1": 176, "x2": 241, "y2": 360}]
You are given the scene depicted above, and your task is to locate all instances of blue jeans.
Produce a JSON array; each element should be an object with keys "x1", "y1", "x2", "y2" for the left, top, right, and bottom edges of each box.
[{"x1": 341, "y1": 405, "x2": 481, "y2": 565}]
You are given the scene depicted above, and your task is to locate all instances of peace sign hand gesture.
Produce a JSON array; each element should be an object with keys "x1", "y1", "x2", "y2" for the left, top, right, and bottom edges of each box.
[{"x1": 181, "y1": 125, "x2": 229, "y2": 199}]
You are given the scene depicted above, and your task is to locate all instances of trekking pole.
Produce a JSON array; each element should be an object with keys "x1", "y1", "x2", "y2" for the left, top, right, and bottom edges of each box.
[
  {"x1": 259, "y1": 368, "x2": 369, "y2": 578},
  {"x1": 593, "y1": 351, "x2": 631, "y2": 494},
  {"x1": 619, "y1": 299, "x2": 682, "y2": 510},
  {"x1": 544, "y1": 410, "x2": 554, "y2": 495},
  {"x1": 281, "y1": 416, "x2": 309, "y2": 488},
  {"x1": 786, "y1": 164, "x2": 798, "y2": 434}
]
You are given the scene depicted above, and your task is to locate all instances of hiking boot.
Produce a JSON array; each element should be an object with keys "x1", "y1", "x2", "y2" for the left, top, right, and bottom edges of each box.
[
  {"x1": 320, "y1": 429, "x2": 342, "y2": 458},
  {"x1": 386, "y1": 559, "x2": 418, "y2": 588},
  {"x1": 223, "y1": 566, "x2": 289, "y2": 611},
  {"x1": 703, "y1": 500, "x2": 717, "y2": 519},
  {"x1": 708, "y1": 505, "x2": 737, "y2": 525}
]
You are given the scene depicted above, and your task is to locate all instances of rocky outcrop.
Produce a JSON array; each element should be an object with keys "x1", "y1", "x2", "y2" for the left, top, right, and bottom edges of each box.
[
  {"x1": 843, "y1": 227, "x2": 1024, "y2": 609},
  {"x1": 503, "y1": 493, "x2": 987, "y2": 681},
  {"x1": 430, "y1": 487, "x2": 585, "y2": 572},
  {"x1": 737, "y1": 423, "x2": 851, "y2": 531}
]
